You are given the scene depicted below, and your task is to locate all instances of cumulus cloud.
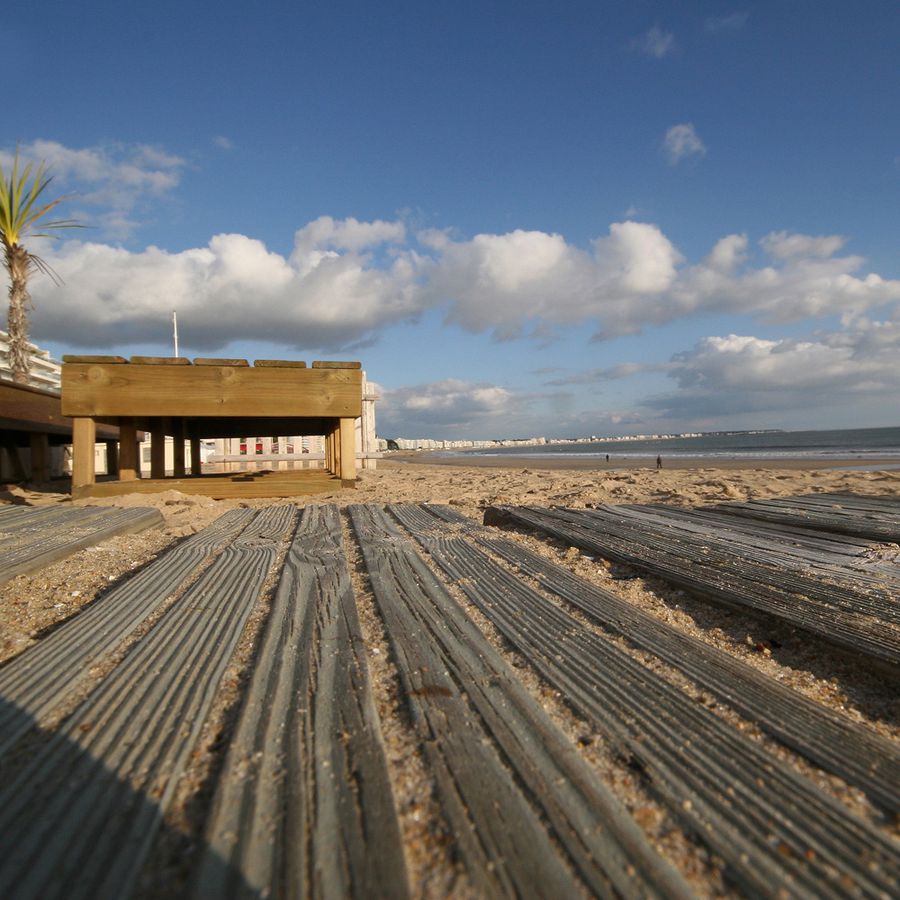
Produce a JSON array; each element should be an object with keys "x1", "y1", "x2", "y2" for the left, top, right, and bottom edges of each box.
[
  {"x1": 0, "y1": 139, "x2": 187, "y2": 239},
  {"x1": 34, "y1": 218, "x2": 421, "y2": 351},
  {"x1": 29, "y1": 217, "x2": 900, "y2": 354},
  {"x1": 662, "y1": 123, "x2": 706, "y2": 165},
  {"x1": 633, "y1": 26, "x2": 676, "y2": 58},
  {"x1": 647, "y1": 316, "x2": 900, "y2": 420}
]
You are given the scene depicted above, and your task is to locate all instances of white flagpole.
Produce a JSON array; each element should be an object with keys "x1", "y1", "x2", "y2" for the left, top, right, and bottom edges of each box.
[{"x1": 173, "y1": 311, "x2": 179, "y2": 358}]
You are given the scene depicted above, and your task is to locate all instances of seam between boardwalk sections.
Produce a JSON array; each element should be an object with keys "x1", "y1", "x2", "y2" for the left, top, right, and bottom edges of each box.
[
  {"x1": 190, "y1": 503, "x2": 409, "y2": 900},
  {"x1": 386, "y1": 503, "x2": 900, "y2": 899},
  {"x1": 0, "y1": 506, "x2": 297, "y2": 900},
  {"x1": 413, "y1": 506, "x2": 900, "y2": 816}
]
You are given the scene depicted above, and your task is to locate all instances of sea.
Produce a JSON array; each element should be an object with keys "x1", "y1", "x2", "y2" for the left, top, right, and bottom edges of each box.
[{"x1": 440, "y1": 426, "x2": 900, "y2": 463}]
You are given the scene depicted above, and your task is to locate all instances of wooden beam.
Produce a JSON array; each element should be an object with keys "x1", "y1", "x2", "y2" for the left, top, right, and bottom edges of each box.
[
  {"x1": 193, "y1": 358, "x2": 249, "y2": 367},
  {"x1": 172, "y1": 419, "x2": 186, "y2": 477},
  {"x1": 62, "y1": 364, "x2": 363, "y2": 418},
  {"x1": 312, "y1": 360, "x2": 362, "y2": 369},
  {"x1": 150, "y1": 420, "x2": 166, "y2": 479},
  {"x1": 190, "y1": 437, "x2": 202, "y2": 475},
  {"x1": 72, "y1": 417, "x2": 96, "y2": 492},
  {"x1": 253, "y1": 359, "x2": 307, "y2": 368},
  {"x1": 118, "y1": 419, "x2": 139, "y2": 481},
  {"x1": 29, "y1": 433, "x2": 50, "y2": 482},
  {"x1": 105, "y1": 440, "x2": 119, "y2": 477},
  {"x1": 339, "y1": 417, "x2": 357, "y2": 482}
]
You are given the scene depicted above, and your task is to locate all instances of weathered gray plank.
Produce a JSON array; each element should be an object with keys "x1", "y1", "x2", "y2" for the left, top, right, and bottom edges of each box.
[
  {"x1": 349, "y1": 503, "x2": 692, "y2": 900},
  {"x1": 192, "y1": 505, "x2": 408, "y2": 900},
  {"x1": 489, "y1": 505, "x2": 900, "y2": 667},
  {"x1": 0, "y1": 509, "x2": 255, "y2": 758},
  {"x1": 393, "y1": 504, "x2": 900, "y2": 814},
  {"x1": 713, "y1": 493, "x2": 900, "y2": 542},
  {"x1": 397, "y1": 506, "x2": 900, "y2": 898},
  {"x1": 0, "y1": 506, "x2": 296, "y2": 900},
  {"x1": 0, "y1": 505, "x2": 164, "y2": 584}
]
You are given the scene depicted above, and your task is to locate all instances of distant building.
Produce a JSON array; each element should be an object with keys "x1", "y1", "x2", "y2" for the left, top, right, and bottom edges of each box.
[{"x1": 0, "y1": 329, "x2": 62, "y2": 390}]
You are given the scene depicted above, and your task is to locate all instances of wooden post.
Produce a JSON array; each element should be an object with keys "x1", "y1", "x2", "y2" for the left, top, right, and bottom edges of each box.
[
  {"x1": 172, "y1": 419, "x2": 186, "y2": 477},
  {"x1": 72, "y1": 417, "x2": 96, "y2": 493},
  {"x1": 29, "y1": 433, "x2": 50, "y2": 483},
  {"x1": 190, "y1": 437, "x2": 202, "y2": 475},
  {"x1": 118, "y1": 419, "x2": 139, "y2": 481},
  {"x1": 325, "y1": 426, "x2": 333, "y2": 473},
  {"x1": 150, "y1": 420, "x2": 166, "y2": 479},
  {"x1": 105, "y1": 440, "x2": 119, "y2": 477},
  {"x1": 339, "y1": 417, "x2": 357, "y2": 482}
]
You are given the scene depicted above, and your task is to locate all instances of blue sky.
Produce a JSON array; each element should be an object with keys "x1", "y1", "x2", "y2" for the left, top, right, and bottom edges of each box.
[{"x1": 5, "y1": 1, "x2": 900, "y2": 439}]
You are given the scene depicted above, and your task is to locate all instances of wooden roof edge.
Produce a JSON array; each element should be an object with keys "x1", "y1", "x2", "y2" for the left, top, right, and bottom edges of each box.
[{"x1": 129, "y1": 356, "x2": 193, "y2": 365}]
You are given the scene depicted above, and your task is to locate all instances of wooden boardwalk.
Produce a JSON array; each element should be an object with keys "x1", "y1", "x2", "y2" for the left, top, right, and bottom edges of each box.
[
  {"x1": 0, "y1": 504, "x2": 163, "y2": 585},
  {"x1": 0, "y1": 498, "x2": 897, "y2": 898}
]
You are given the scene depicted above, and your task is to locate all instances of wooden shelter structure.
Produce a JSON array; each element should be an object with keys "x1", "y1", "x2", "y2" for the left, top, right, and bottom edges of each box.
[
  {"x1": 0, "y1": 379, "x2": 121, "y2": 482},
  {"x1": 61, "y1": 356, "x2": 363, "y2": 499}
]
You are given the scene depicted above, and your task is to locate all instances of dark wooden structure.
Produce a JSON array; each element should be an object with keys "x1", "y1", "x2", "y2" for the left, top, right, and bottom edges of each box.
[{"x1": 0, "y1": 379, "x2": 121, "y2": 482}]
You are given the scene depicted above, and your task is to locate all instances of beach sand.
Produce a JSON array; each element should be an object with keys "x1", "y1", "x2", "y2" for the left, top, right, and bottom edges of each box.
[{"x1": 1, "y1": 458, "x2": 898, "y2": 896}]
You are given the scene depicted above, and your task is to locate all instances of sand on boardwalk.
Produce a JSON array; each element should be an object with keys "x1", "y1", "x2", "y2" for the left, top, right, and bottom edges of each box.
[
  {"x1": 2, "y1": 454, "x2": 899, "y2": 671},
  {"x1": 1, "y1": 457, "x2": 898, "y2": 896}
]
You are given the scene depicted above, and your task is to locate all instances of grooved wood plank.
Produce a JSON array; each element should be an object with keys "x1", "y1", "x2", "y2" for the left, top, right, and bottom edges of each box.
[
  {"x1": 0, "y1": 509, "x2": 255, "y2": 758},
  {"x1": 395, "y1": 508, "x2": 900, "y2": 898},
  {"x1": 0, "y1": 506, "x2": 164, "y2": 585},
  {"x1": 393, "y1": 504, "x2": 900, "y2": 814},
  {"x1": 712, "y1": 493, "x2": 900, "y2": 543},
  {"x1": 0, "y1": 506, "x2": 297, "y2": 900},
  {"x1": 489, "y1": 505, "x2": 900, "y2": 667},
  {"x1": 62, "y1": 363, "x2": 362, "y2": 418},
  {"x1": 192, "y1": 505, "x2": 408, "y2": 900},
  {"x1": 311, "y1": 360, "x2": 361, "y2": 369},
  {"x1": 348, "y1": 504, "x2": 692, "y2": 900}
]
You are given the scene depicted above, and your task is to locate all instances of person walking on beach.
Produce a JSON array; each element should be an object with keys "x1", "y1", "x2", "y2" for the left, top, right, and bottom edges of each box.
[{"x1": 656, "y1": 455, "x2": 662, "y2": 470}]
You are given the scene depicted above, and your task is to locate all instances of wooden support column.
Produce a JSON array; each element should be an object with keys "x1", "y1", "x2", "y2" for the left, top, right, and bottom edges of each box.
[
  {"x1": 29, "y1": 433, "x2": 51, "y2": 482},
  {"x1": 172, "y1": 419, "x2": 186, "y2": 477},
  {"x1": 190, "y1": 437, "x2": 202, "y2": 475},
  {"x1": 150, "y1": 419, "x2": 166, "y2": 479},
  {"x1": 72, "y1": 417, "x2": 96, "y2": 493},
  {"x1": 118, "y1": 419, "x2": 139, "y2": 481},
  {"x1": 325, "y1": 425, "x2": 334, "y2": 473},
  {"x1": 105, "y1": 440, "x2": 119, "y2": 477},
  {"x1": 339, "y1": 417, "x2": 357, "y2": 482}
]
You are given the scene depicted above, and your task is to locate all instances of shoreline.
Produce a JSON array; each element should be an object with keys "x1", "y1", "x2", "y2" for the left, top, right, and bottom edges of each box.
[{"x1": 384, "y1": 451, "x2": 900, "y2": 472}]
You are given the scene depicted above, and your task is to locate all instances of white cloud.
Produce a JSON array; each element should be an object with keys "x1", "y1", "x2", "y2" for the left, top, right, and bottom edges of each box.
[
  {"x1": 662, "y1": 123, "x2": 706, "y2": 165},
  {"x1": 26, "y1": 213, "x2": 900, "y2": 356},
  {"x1": 545, "y1": 362, "x2": 649, "y2": 386},
  {"x1": 647, "y1": 316, "x2": 900, "y2": 420},
  {"x1": 705, "y1": 12, "x2": 749, "y2": 33},
  {"x1": 633, "y1": 26, "x2": 676, "y2": 59},
  {"x1": 759, "y1": 231, "x2": 847, "y2": 260},
  {"x1": 0, "y1": 139, "x2": 187, "y2": 239},
  {"x1": 378, "y1": 379, "x2": 517, "y2": 435},
  {"x1": 213, "y1": 136, "x2": 235, "y2": 151},
  {"x1": 34, "y1": 221, "x2": 422, "y2": 351}
]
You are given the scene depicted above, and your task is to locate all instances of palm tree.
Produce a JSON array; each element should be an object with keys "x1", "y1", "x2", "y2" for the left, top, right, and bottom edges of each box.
[{"x1": 0, "y1": 151, "x2": 79, "y2": 383}]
